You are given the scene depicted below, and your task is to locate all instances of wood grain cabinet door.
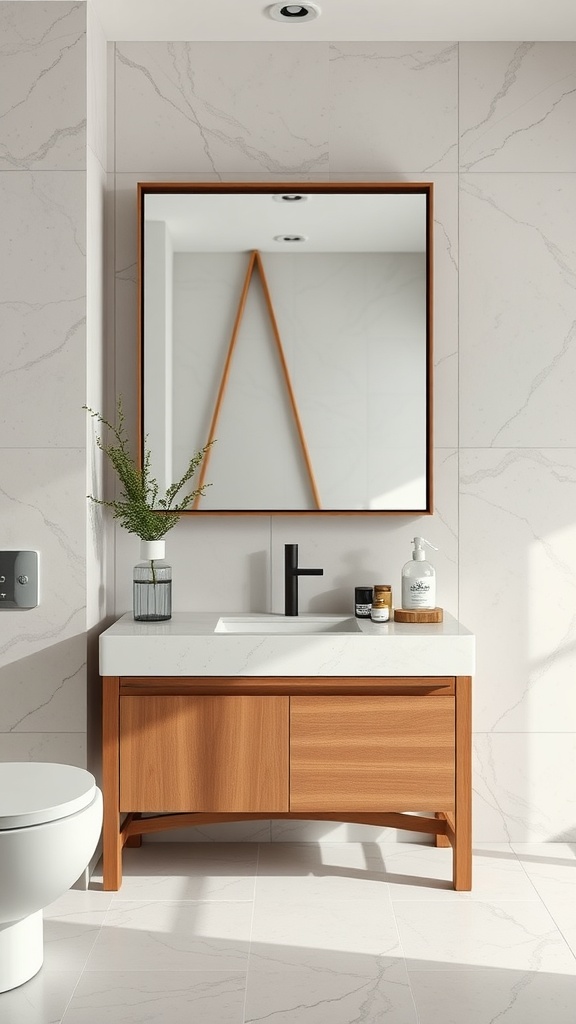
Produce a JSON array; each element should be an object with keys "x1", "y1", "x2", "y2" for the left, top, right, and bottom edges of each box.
[
  {"x1": 290, "y1": 695, "x2": 455, "y2": 811},
  {"x1": 120, "y1": 695, "x2": 289, "y2": 812}
]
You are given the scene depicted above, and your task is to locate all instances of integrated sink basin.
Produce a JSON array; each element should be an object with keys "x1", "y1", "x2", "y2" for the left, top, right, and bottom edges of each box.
[{"x1": 214, "y1": 614, "x2": 361, "y2": 635}]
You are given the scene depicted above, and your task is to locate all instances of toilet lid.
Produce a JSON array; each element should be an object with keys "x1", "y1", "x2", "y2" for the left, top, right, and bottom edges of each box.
[{"x1": 0, "y1": 762, "x2": 97, "y2": 829}]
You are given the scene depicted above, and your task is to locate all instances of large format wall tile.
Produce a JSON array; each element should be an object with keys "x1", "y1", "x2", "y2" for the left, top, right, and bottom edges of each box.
[
  {"x1": 329, "y1": 43, "x2": 458, "y2": 172},
  {"x1": 0, "y1": 1, "x2": 86, "y2": 170},
  {"x1": 0, "y1": 448, "x2": 86, "y2": 669},
  {"x1": 115, "y1": 43, "x2": 328, "y2": 173},
  {"x1": 473, "y1": 733, "x2": 576, "y2": 842},
  {"x1": 115, "y1": 515, "x2": 273, "y2": 613},
  {"x1": 0, "y1": 171, "x2": 87, "y2": 448},
  {"x1": 460, "y1": 448, "x2": 576, "y2": 732},
  {"x1": 460, "y1": 174, "x2": 576, "y2": 448},
  {"x1": 87, "y1": 1, "x2": 107, "y2": 171},
  {"x1": 0, "y1": 731, "x2": 86, "y2": 767},
  {"x1": 0, "y1": 633, "x2": 86, "y2": 733},
  {"x1": 460, "y1": 43, "x2": 576, "y2": 172}
]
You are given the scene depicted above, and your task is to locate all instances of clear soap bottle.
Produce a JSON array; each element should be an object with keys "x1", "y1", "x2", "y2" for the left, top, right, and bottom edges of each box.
[{"x1": 401, "y1": 537, "x2": 437, "y2": 610}]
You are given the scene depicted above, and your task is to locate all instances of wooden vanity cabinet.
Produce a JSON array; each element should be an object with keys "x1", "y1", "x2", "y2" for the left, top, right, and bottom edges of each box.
[
  {"x1": 119, "y1": 695, "x2": 289, "y2": 812},
  {"x1": 102, "y1": 675, "x2": 471, "y2": 892},
  {"x1": 290, "y1": 695, "x2": 455, "y2": 811}
]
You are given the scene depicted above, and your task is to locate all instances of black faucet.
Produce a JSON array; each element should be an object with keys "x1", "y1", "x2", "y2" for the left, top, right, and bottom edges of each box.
[{"x1": 284, "y1": 543, "x2": 323, "y2": 616}]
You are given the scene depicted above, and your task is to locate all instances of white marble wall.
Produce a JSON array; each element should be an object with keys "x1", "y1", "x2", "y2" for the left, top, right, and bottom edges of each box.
[
  {"x1": 7, "y1": 15, "x2": 573, "y2": 848},
  {"x1": 0, "y1": 2, "x2": 87, "y2": 767},
  {"x1": 0, "y1": 1, "x2": 108, "y2": 777},
  {"x1": 110, "y1": 39, "x2": 576, "y2": 842}
]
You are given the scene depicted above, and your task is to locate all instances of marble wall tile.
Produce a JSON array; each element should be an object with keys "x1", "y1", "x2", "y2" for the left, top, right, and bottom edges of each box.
[
  {"x1": 459, "y1": 174, "x2": 576, "y2": 448},
  {"x1": 0, "y1": 731, "x2": 86, "y2": 767},
  {"x1": 0, "y1": 1, "x2": 86, "y2": 170},
  {"x1": 87, "y1": 1, "x2": 108, "y2": 171},
  {"x1": 460, "y1": 43, "x2": 576, "y2": 172},
  {"x1": 114, "y1": 42, "x2": 328, "y2": 174},
  {"x1": 460, "y1": 448, "x2": 576, "y2": 732},
  {"x1": 115, "y1": 515, "x2": 273, "y2": 613},
  {"x1": 0, "y1": 633, "x2": 86, "y2": 733},
  {"x1": 270, "y1": 819, "x2": 434, "y2": 844},
  {"x1": 0, "y1": 448, "x2": 86, "y2": 668},
  {"x1": 473, "y1": 733, "x2": 576, "y2": 842},
  {"x1": 145, "y1": 820, "x2": 271, "y2": 843},
  {"x1": 328, "y1": 43, "x2": 458, "y2": 172},
  {"x1": 0, "y1": 171, "x2": 87, "y2": 448}
]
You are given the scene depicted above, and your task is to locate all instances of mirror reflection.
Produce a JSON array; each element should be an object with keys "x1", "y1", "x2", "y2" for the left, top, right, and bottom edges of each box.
[{"x1": 139, "y1": 183, "x2": 433, "y2": 514}]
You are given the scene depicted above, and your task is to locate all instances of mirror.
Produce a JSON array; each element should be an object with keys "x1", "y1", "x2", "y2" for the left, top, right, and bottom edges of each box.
[{"x1": 139, "y1": 182, "x2": 433, "y2": 514}]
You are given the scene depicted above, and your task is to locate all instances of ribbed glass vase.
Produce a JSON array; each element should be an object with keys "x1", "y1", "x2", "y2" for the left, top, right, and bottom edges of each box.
[{"x1": 133, "y1": 540, "x2": 172, "y2": 621}]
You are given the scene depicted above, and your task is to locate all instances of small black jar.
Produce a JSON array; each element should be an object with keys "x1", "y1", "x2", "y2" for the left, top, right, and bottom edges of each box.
[{"x1": 354, "y1": 586, "x2": 373, "y2": 618}]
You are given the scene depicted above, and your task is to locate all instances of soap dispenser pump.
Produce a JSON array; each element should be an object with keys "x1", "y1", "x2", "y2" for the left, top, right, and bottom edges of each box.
[{"x1": 401, "y1": 537, "x2": 438, "y2": 610}]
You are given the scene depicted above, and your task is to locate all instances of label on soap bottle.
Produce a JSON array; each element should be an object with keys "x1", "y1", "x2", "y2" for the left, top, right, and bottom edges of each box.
[{"x1": 401, "y1": 577, "x2": 435, "y2": 609}]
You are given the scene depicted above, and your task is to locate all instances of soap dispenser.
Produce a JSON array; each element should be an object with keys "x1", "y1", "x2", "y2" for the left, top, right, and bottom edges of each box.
[{"x1": 401, "y1": 537, "x2": 437, "y2": 610}]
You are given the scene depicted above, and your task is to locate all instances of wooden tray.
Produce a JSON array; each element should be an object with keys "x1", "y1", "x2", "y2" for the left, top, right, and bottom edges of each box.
[{"x1": 394, "y1": 607, "x2": 443, "y2": 623}]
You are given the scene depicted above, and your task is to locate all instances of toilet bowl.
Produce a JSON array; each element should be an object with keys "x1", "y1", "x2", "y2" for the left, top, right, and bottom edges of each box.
[{"x1": 0, "y1": 762, "x2": 103, "y2": 992}]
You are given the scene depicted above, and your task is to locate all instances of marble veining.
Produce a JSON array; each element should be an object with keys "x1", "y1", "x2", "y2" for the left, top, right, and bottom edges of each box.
[
  {"x1": 0, "y1": 2, "x2": 86, "y2": 170},
  {"x1": 115, "y1": 42, "x2": 328, "y2": 174},
  {"x1": 460, "y1": 448, "x2": 576, "y2": 736},
  {"x1": 460, "y1": 43, "x2": 576, "y2": 171},
  {"x1": 460, "y1": 175, "x2": 576, "y2": 448},
  {"x1": 4, "y1": 842, "x2": 575, "y2": 1022},
  {"x1": 328, "y1": 42, "x2": 458, "y2": 172}
]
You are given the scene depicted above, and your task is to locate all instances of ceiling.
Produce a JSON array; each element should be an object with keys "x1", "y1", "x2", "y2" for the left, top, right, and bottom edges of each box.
[{"x1": 87, "y1": 0, "x2": 576, "y2": 42}]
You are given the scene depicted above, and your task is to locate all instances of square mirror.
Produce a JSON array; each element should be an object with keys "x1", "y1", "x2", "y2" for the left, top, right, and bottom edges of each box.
[{"x1": 139, "y1": 182, "x2": 433, "y2": 514}]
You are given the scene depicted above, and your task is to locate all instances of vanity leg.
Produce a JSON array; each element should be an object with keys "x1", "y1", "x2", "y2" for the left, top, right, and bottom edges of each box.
[
  {"x1": 435, "y1": 812, "x2": 451, "y2": 847},
  {"x1": 453, "y1": 676, "x2": 472, "y2": 890},
  {"x1": 102, "y1": 676, "x2": 122, "y2": 891}
]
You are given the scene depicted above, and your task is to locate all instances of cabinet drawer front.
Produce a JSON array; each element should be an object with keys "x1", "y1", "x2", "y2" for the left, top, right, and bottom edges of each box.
[
  {"x1": 120, "y1": 695, "x2": 289, "y2": 812},
  {"x1": 290, "y1": 695, "x2": 455, "y2": 812}
]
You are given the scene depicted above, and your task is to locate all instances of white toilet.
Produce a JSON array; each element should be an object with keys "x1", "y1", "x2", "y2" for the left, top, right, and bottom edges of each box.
[{"x1": 0, "y1": 762, "x2": 103, "y2": 992}]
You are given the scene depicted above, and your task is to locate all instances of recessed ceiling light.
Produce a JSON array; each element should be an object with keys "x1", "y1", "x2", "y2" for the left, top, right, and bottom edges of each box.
[
  {"x1": 274, "y1": 234, "x2": 308, "y2": 242},
  {"x1": 267, "y1": 4, "x2": 321, "y2": 24},
  {"x1": 273, "y1": 194, "x2": 308, "y2": 202}
]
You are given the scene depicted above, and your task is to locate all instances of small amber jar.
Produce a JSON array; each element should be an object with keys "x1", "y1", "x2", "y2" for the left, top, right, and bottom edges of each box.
[{"x1": 373, "y1": 584, "x2": 392, "y2": 614}]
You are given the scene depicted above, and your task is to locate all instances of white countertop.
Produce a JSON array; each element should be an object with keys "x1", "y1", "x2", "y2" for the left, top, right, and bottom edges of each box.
[{"x1": 99, "y1": 611, "x2": 475, "y2": 677}]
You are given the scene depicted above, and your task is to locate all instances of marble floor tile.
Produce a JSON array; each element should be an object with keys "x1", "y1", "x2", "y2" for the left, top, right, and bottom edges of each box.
[
  {"x1": 394, "y1": 899, "x2": 576, "y2": 973},
  {"x1": 244, "y1": 963, "x2": 418, "y2": 1024},
  {"x1": 365, "y1": 843, "x2": 539, "y2": 901},
  {"x1": 2, "y1": 843, "x2": 575, "y2": 1024},
  {"x1": 249, "y1": 898, "x2": 401, "y2": 976},
  {"x1": 85, "y1": 900, "x2": 252, "y2": 973},
  {"x1": 255, "y1": 842, "x2": 392, "y2": 902},
  {"x1": 0, "y1": 971, "x2": 81, "y2": 1024},
  {"x1": 43, "y1": 901, "x2": 109, "y2": 972},
  {"x1": 108, "y1": 843, "x2": 258, "y2": 902},
  {"x1": 410, "y1": 968, "x2": 576, "y2": 1024},
  {"x1": 512, "y1": 844, "x2": 576, "y2": 955},
  {"x1": 60, "y1": 971, "x2": 246, "y2": 1024}
]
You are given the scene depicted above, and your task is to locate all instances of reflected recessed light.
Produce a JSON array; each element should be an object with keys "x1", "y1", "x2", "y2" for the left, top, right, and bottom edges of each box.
[
  {"x1": 267, "y1": 4, "x2": 321, "y2": 23},
  {"x1": 273, "y1": 193, "x2": 308, "y2": 202},
  {"x1": 274, "y1": 234, "x2": 308, "y2": 242}
]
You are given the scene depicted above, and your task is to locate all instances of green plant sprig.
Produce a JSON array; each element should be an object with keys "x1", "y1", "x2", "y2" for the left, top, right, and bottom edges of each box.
[{"x1": 84, "y1": 399, "x2": 214, "y2": 541}]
